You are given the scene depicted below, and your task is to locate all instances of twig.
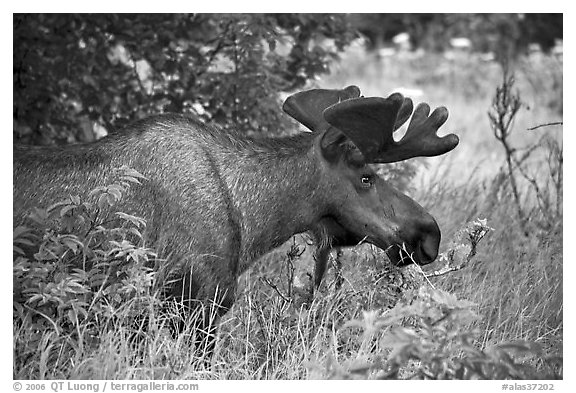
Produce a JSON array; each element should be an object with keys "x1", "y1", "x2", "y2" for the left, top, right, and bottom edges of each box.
[
  {"x1": 425, "y1": 264, "x2": 465, "y2": 278},
  {"x1": 527, "y1": 122, "x2": 563, "y2": 131},
  {"x1": 423, "y1": 249, "x2": 461, "y2": 278},
  {"x1": 488, "y1": 67, "x2": 526, "y2": 234},
  {"x1": 260, "y1": 277, "x2": 291, "y2": 303},
  {"x1": 332, "y1": 249, "x2": 344, "y2": 291},
  {"x1": 424, "y1": 219, "x2": 492, "y2": 279},
  {"x1": 400, "y1": 243, "x2": 437, "y2": 289},
  {"x1": 413, "y1": 259, "x2": 437, "y2": 288}
]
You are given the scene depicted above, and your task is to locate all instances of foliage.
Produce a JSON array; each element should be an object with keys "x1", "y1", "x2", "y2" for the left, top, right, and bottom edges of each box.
[
  {"x1": 14, "y1": 14, "x2": 356, "y2": 145},
  {"x1": 321, "y1": 286, "x2": 560, "y2": 379},
  {"x1": 13, "y1": 167, "x2": 158, "y2": 378},
  {"x1": 14, "y1": 14, "x2": 562, "y2": 145}
]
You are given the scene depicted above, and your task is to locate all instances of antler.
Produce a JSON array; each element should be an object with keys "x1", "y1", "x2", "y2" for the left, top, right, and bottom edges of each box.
[
  {"x1": 374, "y1": 102, "x2": 460, "y2": 163},
  {"x1": 324, "y1": 94, "x2": 459, "y2": 163},
  {"x1": 283, "y1": 85, "x2": 414, "y2": 134},
  {"x1": 282, "y1": 85, "x2": 361, "y2": 132}
]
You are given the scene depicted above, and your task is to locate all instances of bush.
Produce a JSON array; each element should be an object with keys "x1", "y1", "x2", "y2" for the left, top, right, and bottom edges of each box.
[
  {"x1": 318, "y1": 285, "x2": 561, "y2": 379},
  {"x1": 13, "y1": 167, "x2": 158, "y2": 378},
  {"x1": 14, "y1": 14, "x2": 356, "y2": 144}
]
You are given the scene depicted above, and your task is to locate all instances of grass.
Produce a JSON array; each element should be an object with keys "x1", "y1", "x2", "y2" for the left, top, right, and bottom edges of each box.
[
  {"x1": 13, "y1": 45, "x2": 563, "y2": 379},
  {"x1": 318, "y1": 44, "x2": 563, "y2": 375}
]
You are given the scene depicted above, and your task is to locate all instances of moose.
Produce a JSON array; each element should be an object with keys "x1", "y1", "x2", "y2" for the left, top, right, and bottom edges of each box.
[{"x1": 13, "y1": 85, "x2": 458, "y2": 357}]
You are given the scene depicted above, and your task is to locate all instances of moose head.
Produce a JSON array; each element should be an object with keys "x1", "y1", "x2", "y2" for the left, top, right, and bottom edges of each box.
[{"x1": 283, "y1": 85, "x2": 459, "y2": 277}]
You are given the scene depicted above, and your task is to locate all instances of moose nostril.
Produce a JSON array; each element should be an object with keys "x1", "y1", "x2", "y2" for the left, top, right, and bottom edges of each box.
[
  {"x1": 418, "y1": 219, "x2": 441, "y2": 264},
  {"x1": 419, "y1": 237, "x2": 438, "y2": 263}
]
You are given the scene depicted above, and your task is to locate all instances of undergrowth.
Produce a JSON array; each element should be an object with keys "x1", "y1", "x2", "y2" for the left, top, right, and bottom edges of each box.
[
  {"x1": 13, "y1": 166, "x2": 159, "y2": 378},
  {"x1": 13, "y1": 168, "x2": 561, "y2": 379}
]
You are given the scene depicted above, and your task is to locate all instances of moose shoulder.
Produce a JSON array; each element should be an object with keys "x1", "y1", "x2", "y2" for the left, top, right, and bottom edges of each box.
[{"x1": 13, "y1": 85, "x2": 458, "y2": 347}]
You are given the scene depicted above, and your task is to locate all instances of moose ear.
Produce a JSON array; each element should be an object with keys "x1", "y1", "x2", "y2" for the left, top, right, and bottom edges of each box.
[
  {"x1": 319, "y1": 127, "x2": 347, "y2": 162},
  {"x1": 323, "y1": 93, "x2": 404, "y2": 161},
  {"x1": 319, "y1": 127, "x2": 365, "y2": 164},
  {"x1": 283, "y1": 85, "x2": 361, "y2": 132}
]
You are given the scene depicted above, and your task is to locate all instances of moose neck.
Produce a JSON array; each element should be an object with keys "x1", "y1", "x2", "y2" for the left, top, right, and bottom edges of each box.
[{"x1": 219, "y1": 133, "x2": 322, "y2": 270}]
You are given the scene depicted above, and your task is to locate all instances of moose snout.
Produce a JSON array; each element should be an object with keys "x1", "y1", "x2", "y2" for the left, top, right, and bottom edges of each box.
[{"x1": 414, "y1": 217, "x2": 441, "y2": 264}]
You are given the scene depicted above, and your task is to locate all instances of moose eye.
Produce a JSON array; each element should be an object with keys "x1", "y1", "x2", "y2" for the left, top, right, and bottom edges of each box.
[{"x1": 360, "y1": 175, "x2": 373, "y2": 188}]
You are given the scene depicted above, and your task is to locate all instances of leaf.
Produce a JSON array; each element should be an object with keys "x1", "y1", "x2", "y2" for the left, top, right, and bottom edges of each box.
[
  {"x1": 115, "y1": 212, "x2": 147, "y2": 228},
  {"x1": 27, "y1": 207, "x2": 49, "y2": 226},
  {"x1": 116, "y1": 166, "x2": 147, "y2": 181},
  {"x1": 127, "y1": 227, "x2": 143, "y2": 239},
  {"x1": 13, "y1": 225, "x2": 31, "y2": 240},
  {"x1": 89, "y1": 186, "x2": 108, "y2": 198},
  {"x1": 496, "y1": 341, "x2": 543, "y2": 356},
  {"x1": 60, "y1": 204, "x2": 77, "y2": 217},
  {"x1": 97, "y1": 193, "x2": 109, "y2": 210},
  {"x1": 60, "y1": 236, "x2": 83, "y2": 253},
  {"x1": 46, "y1": 200, "x2": 70, "y2": 214},
  {"x1": 106, "y1": 193, "x2": 117, "y2": 207},
  {"x1": 67, "y1": 309, "x2": 77, "y2": 325},
  {"x1": 429, "y1": 288, "x2": 476, "y2": 310},
  {"x1": 106, "y1": 184, "x2": 124, "y2": 201}
]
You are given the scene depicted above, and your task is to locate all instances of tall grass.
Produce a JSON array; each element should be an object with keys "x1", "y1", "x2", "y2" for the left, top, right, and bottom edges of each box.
[
  {"x1": 318, "y1": 44, "x2": 563, "y2": 375},
  {"x1": 13, "y1": 45, "x2": 562, "y2": 379}
]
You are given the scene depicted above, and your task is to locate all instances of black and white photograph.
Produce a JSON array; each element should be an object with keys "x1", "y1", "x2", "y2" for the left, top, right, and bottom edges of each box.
[{"x1": 12, "y1": 12, "x2": 563, "y2": 383}]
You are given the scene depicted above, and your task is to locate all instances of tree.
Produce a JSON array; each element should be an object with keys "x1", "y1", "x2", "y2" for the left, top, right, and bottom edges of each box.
[
  {"x1": 14, "y1": 14, "x2": 356, "y2": 145},
  {"x1": 350, "y1": 13, "x2": 563, "y2": 58}
]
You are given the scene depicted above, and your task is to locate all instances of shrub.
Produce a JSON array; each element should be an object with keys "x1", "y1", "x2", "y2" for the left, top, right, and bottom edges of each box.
[
  {"x1": 13, "y1": 166, "x2": 158, "y2": 378},
  {"x1": 315, "y1": 284, "x2": 561, "y2": 379}
]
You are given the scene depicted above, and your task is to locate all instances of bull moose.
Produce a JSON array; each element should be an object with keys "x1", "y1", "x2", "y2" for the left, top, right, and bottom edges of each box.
[{"x1": 13, "y1": 85, "x2": 459, "y2": 357}]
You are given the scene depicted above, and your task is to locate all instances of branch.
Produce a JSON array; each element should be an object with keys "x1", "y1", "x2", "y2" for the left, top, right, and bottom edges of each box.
[
  {"x1": 425, "y1": 264, "x2": 466, "y2": 278},
  {"x1": 424, "y1": 219, "x2": 492, "y2": 279},
  {"x1": 260, "y1": 276, "x2": 291, "y2": 303},
  {"x1": 527, "y1": 122, "x2": 563, "y2": 131}
]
